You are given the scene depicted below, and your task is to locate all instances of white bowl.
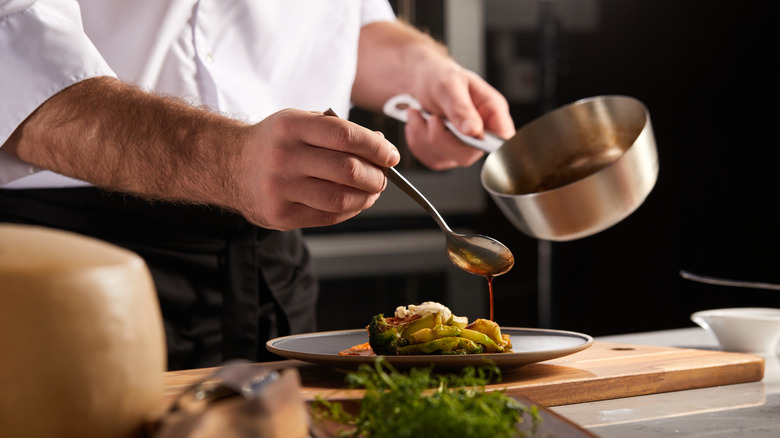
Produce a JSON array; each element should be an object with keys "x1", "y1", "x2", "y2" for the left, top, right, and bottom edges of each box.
[{"x1": 691, "y1": 308, "x2": 780, "y2": 353}]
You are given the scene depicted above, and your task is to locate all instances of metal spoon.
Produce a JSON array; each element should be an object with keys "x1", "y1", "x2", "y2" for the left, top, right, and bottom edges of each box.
[
  {"x1": 322, "y1": 108, "x2": 514, "y2": 277},
  {"x1": 386, "y1": 167, "x2": 514, "y2": 277},
  {"x1": 680, "y1": 270, "x2": 780, "y2": 291}
]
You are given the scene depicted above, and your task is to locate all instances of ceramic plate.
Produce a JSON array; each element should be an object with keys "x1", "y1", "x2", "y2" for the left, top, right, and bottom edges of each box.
[{"x1": 267, "y1": 327, "x2": 593, "y2": 371}]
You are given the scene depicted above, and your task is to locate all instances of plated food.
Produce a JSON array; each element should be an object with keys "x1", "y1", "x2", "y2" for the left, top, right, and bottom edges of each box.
[
  {"x1": 267, "y1": 327, "x2": 592, "y2": 371},
  {"x1": 341, "y1": 302, "x2": 513, "y2": 356}
]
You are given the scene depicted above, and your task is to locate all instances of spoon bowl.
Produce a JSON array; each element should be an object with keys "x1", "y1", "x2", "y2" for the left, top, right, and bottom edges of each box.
[
  {"x1": 387, "y1": 167, "x2": 514, "y2": 278},
  {"x1": 446, "y1": 233, "x2": 514, "y2": 277}
]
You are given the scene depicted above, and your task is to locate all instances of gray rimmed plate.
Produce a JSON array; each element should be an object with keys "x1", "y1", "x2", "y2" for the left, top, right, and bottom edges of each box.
[{"x1": 267, "y1": 327, "x2": 592, "y2": 371}]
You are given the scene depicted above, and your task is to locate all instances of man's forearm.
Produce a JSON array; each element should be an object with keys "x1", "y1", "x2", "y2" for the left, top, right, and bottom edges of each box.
[
  {"x1": 351, "y1": 20, "x2": 449, "y2": 111},
  {"x1": 351, "y1": 18, "x2": 514, "y2": 170},
  {"x1": 2, "y1": 76, "x2": 248, "y2": 208}
]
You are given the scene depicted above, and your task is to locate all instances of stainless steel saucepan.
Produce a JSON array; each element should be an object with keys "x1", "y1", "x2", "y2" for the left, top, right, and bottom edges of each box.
[{"x1": 383, "y1": 94, "x2": 659, "y2": 241}]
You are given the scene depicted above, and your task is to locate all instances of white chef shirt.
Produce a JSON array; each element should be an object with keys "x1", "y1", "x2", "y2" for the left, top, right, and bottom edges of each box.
[{"x1": 0, "y1": 0, "x2": 395, "y2": 188}]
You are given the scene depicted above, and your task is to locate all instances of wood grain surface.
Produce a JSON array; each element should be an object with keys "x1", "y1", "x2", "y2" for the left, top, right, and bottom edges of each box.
[{"x1": 163, "y1": 341, "x2": 765, "y2": 408}]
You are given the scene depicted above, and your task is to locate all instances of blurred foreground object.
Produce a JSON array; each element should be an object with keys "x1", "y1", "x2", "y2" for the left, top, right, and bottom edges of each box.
[
  {"x1": 152, "y1": 361, "x2": 308, "y2": 438},
  {"x1": 0, "y1": 224, "x2": 166, "y2": 438}
]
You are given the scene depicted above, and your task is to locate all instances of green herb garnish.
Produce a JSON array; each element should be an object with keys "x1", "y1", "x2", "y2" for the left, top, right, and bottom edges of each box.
[{"x1": 313, "y1": 359, "x2": 540, "y2": 437}]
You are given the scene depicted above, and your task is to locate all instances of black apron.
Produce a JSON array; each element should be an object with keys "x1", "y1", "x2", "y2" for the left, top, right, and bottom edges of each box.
[{"x1": 0, "y1": 187, "x2": 318, "y2": 371}]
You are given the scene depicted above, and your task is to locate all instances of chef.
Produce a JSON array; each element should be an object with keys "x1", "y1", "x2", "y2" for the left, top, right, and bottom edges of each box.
[{"x1": 0, "y1": 0, "x2": 515, "y2": 370}]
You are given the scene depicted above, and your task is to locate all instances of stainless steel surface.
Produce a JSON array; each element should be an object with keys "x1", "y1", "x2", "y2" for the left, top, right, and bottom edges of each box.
[
  {"x1": 481, "y1": 95, "x2": 658, "y2": 241},
  {"x1": 386, "y1": 167, "x2": 514, "y2": 277},
  {"x1": 383, "y1": 94, "x2": 659, "y2": 242},
  {"x1": 681, "y1": 270, "x2": 780, "y2": 291},
  {"x1": 553, "y1": 327, "x2": 780, "y2": 437}
]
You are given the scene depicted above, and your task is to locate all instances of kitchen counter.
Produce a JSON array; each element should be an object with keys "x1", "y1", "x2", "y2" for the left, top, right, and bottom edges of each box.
[{"x1": 552, "y1": 327, "x2": 780, "y2": 437}]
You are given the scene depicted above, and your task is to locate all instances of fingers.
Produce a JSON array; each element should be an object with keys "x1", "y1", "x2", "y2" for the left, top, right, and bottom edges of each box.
[
  {"x1": 235, "y1": 109, "x2": 398, "y2": 230},
  {"x1": 288, "y1": 143, "x2": 389, "y2": 194},
  {"x1": 429, "y1": 72, "x2": 485, "y2": 138},
  {"x1": 435, "y1": 71, "x2": 515, "y2": 140},
  {"x1": 253, "y1": 176, "x2": 382, "y2": 231},
  {"x1": 404, "y1": 109, "x2": 483, "y2": 170},
  {"x1": 404, "y1": 71, "x2": 515, "y2": 170},
  {"x1": 467, "y1": 75, "x2": 516, "y2": 139},
  {"x1": 285, "y1": 175, "x2": 382, "y2": 214},
  {"x1": 276, "y1": 203, "x2": 364, "y2": 230},
  {"x1": 242, "y1": 167, "x2": 384, "y2": 231},
  {"x1": 298, "y1": 111, "x2": 400, "y2": 168}
]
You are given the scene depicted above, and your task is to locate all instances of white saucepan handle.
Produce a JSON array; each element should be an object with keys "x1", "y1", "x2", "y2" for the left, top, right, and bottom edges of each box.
[{"x1": 382, "y1": 94, "x2": 505, "y2": 153}]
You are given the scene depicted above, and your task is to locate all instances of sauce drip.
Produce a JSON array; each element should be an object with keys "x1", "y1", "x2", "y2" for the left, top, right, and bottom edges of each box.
[{"x1": 486, "y1": 275, "x2": 494, "y2": 321}]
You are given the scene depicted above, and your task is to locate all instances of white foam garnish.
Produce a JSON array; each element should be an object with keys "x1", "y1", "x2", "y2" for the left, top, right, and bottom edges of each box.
[{"x1": 394, "y1": 301, "x2": 467, "y2": 325}]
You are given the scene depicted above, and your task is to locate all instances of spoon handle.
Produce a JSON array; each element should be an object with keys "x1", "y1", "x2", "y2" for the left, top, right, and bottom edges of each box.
[
  {"x1": 386, "y1": 167, "x2": 453, "y2": 233},
  {"x1": 382, "y1": 94, "x2": 506, "y2": 153},
  {"x1": 680, "y1": 270, "x2": 780, "y2": 291},
  {"x1": 322, "y1": 107, "x2": 453, "y2": 234}
]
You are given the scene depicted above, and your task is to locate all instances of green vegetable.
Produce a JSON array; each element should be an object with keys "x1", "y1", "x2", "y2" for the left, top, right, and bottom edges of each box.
[
  {"x1": 397, "y1": 336, "x2": 460, "y2": 354},
  {"x1": 410, "y1": 325, "x2": 462, "y2": 344},
  {"x1": 399, "y1": 313, "x2": 439, "y2": 342},
  {"x1": 446, "y1": 314, "x2": 468, "y2": 330},
  {"x1": 398, "y1": 336, "x2": 483, "y2": 355},
  {"x1": 369, "y1": 313, "x2": 451, "y2": 355},
  {"x1": 460, "y1": 328, "x2": 501, "y2": 353},
  {"x1": 434, "y1": 324, "x2": 462, "y2": 338},
  {"x1": 313, "y1": 359, "x2": 541, "y2": 438},
  {"x1": 468, "y1": 318, "x2": 504, "y2": 344},
  {"x1": 368, "y1": 312, "x2": 513, "y2": 356},
  {"x1": 410, "y1": 327, "x2": 437, "y2": 344},
  {"x1": 367, "y1": 314, "x2": 408, "y2": 355}
]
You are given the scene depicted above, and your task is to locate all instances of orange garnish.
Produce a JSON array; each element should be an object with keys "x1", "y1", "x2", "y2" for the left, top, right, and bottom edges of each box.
[{"x1": 339, "y1": 341, "x2": 375, "y2": 356}]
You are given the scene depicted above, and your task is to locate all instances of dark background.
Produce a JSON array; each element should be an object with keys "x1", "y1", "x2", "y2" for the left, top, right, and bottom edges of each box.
[
  {"x1": 493, "y1": 0, "x2": 779, "y2": 335},
  {"x1": 313, "y1": 0, "x2": 779, "y2": 337}
]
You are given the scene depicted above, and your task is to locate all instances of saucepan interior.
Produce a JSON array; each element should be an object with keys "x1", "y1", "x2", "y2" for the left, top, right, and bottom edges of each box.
[{"x1": 481, "y1": 95, "x2": 658, "y2": 241}]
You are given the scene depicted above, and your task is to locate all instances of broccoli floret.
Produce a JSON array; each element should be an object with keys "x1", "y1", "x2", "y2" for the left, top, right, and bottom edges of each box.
[{"x1": 367, "y1": 314, "x2": 409, "y2": 355}]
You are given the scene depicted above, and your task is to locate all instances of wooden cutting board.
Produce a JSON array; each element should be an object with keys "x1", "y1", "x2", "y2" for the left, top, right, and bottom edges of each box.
[
  {"x1": 498, "y1": 341, "x2": 764, "y2": 406},
  {"x1": 162, "y1": 341, "x2": 765, "y2": 408}
]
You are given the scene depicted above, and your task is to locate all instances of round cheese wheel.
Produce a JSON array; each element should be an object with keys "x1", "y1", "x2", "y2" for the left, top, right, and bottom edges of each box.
[{"x1": 0, "y1": 224, "x2": 166, "y2": 438}]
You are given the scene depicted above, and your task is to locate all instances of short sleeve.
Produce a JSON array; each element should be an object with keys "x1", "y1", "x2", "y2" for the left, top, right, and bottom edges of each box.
[
  {"x1": 0, "y1": 0, "x2": 116, "y2": 184},
  {"x1": 360, "y1": 0, "x2": 396, "y2": 26}
]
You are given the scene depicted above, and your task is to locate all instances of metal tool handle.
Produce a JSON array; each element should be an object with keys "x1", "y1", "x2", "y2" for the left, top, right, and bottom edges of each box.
[
  {"x1": 382, "y1": 93, "x2": 506, "y2": 153},
  {"x1": 323, "y1": 107, "x2": 453, "y2": 234},
  {"x1": 680, "y1": 270, "x2": 780, "y2": 291},
  {"x1": 385, "y1": 167, "x2": 452, "y2": 233}
]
